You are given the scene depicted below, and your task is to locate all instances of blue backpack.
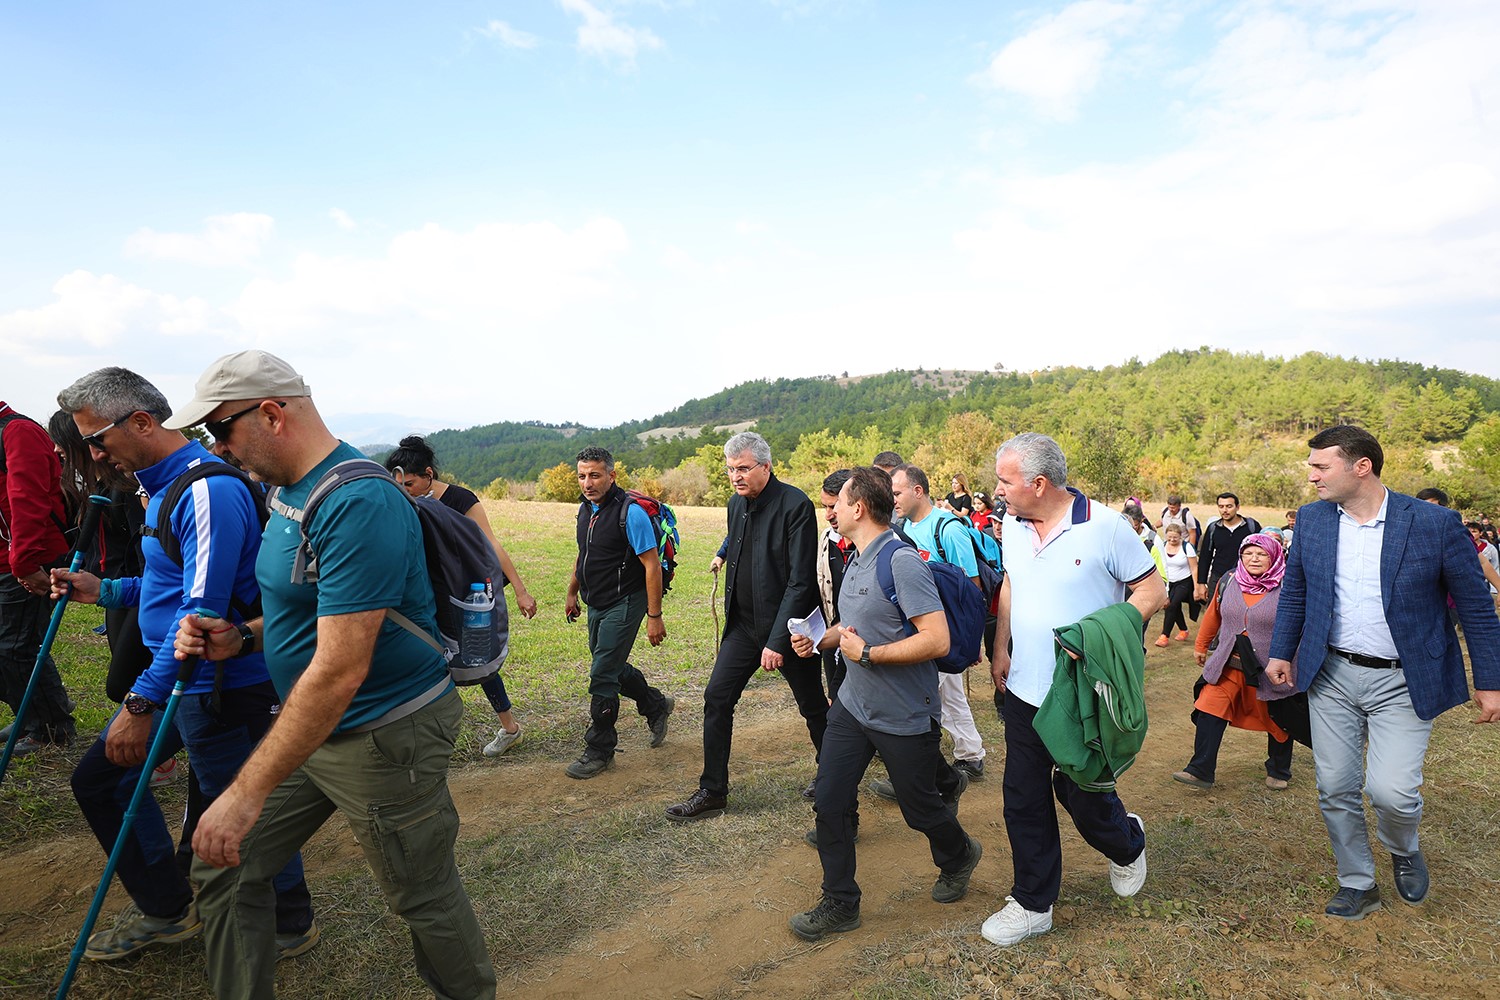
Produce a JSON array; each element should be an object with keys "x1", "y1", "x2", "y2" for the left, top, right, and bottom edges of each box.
[
  {"x1": 873, "y1": 539, "x2": 986, "y2": 673},
  {"x1": 931, "y1": 516, "x2": 1003, "y2": 605}
]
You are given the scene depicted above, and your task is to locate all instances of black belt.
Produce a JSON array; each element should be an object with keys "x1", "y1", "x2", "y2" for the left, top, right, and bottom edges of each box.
[{"x1": 1329, "y1": 646, "x2": 1400, "y2": 669}]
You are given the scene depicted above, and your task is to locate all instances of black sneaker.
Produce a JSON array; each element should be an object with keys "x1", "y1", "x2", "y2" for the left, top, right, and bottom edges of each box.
[
  {"x1": 801, "y1": 778, "x2": 817, "y2": 801},
  {"x1": 941, "y1": 769, "x2": 970, "y2": 811},
  {"x1": 647, "y1": 696, "x2": 675, "y2": 748},
  {"x1": 1325, "y1": 885, "x2": 1381, "y2": 920},
  {"x1": 932, "y1": 835, "x2": 983, "y2": 903},
  {"x1": 803, "y1": 826, "x2": 859, "y2": 847},
  {"x1": 564, "y1": 752, "x2": 613, "y2": 780},
  {"x1": 953, "y1": 758, "x2": 985, "y2": 781},
  {"x1": 788, "y1": 896, "x2": 861, "y2": 941}
]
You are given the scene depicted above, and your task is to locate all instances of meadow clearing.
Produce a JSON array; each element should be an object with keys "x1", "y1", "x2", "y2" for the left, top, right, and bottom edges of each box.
[{"x1": 1, "y1": 500, "x2": 1496, "y2": 1000}]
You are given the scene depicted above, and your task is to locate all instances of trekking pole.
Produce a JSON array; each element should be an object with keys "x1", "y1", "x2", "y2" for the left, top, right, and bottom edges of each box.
[
  {"x1": 710, "y1": 566, "x2": 721, "y2": 656},
  {"x1": 55, "y1": 610, "x2": 214, "y2": 1000},
  {"x1": 0, "y1": 494, "x2": 109, "y2": 787}
]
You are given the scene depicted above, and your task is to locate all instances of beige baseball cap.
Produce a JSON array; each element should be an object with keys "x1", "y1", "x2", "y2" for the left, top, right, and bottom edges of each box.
[{"x1": 164, "y1": 350, "x2": 312, "y2": 430}]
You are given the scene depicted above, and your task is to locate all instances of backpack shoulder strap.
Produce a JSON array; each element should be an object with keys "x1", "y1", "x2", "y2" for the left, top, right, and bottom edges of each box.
[
  {"x1": 269, "y1": 459, "x2": 399, "y2": 583},
  {"x1": 142, "y1": 462, "x2": 245, "y2": 564}
]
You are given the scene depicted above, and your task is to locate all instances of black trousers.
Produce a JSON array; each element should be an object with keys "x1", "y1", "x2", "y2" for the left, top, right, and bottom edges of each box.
[
  {"x1": 0, "y1": 571, "x2": 75, "y2": 741},
  {"x1": 1162, "y1": 578, "x2": 1195, "y2": 636},
  {"x1": 699, "y1": 623, "x2": 827, "y2": 796},
  {"x1": 1184, "y1": 711, "x2": 1293, "y2": 782},
  {"x1": 813, "y1": 700, "x2": 968, "y2": 906},
  {"x1": 1001, "y1": 692, "x2": 1143, "y2": 912}
]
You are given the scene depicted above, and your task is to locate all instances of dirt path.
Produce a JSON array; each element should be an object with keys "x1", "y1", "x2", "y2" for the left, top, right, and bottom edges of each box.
[{"x1": 6, "y1": 634, "x2": 1495, "y2": 999}]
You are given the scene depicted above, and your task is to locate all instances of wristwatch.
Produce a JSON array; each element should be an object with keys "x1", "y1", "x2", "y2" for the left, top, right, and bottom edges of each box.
[
  {"x1": 859, "y1": 644, "x2": 874, "y2": 668},
  {"x1": 236, "y1": 622, "x2": 257, "y2": 655},
  {"x1": 123, "y1": 692, "x2": 160, "y2": 716}
]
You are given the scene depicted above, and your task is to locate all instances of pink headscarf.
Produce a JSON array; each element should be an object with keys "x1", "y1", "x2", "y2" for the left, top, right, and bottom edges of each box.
[{"x1": 1233, "y1": 532, "x2": 1285, "y2": 595}]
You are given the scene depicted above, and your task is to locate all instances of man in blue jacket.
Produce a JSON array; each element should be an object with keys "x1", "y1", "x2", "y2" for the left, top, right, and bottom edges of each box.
[
  {"x1": 1266, "y1": 425, "x2": 1500, "y2": 920},
  {"x1": 53, "y1": 367, "x2": 316, "y2": 963}
]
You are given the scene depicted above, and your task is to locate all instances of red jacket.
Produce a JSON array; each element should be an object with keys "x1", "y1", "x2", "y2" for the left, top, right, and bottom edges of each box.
[{"x1": 0, "y1": 402, "x2": 70, "y2": 579}]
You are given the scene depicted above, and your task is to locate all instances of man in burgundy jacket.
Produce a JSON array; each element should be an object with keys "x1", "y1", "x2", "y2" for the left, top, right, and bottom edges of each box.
[{"x1": 0, "y1": 401, "x2": 77, "y2": 753}]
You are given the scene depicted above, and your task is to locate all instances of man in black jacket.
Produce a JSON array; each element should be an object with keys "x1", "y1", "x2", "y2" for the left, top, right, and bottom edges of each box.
[
  {"x1": 564, "y1": 446, "x2": 674, "y2": 779},
  {"x1": 666, "y1": 432, "x2": 827, "y2": 820},
  {"x1": 1194, "y1": 492, "x2": 1262, "y2": 602}
]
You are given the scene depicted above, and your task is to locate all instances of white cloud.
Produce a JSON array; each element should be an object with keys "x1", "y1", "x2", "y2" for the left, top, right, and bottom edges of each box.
[
  {"x1": 558, "y1": 0, "x2": 663, "y2": 67},
  {"x1": 0, "y1": 270, "x2": 218, "y2": 350},
  {"x1": 123, "y1": 212, "x2": 275, "y2": 267},
  {"x1": 973, "y1": 0, "x2": 1151, "y2": 120},
  {"x1": 328, "y1": 208, "x2": 357, "y2": 231},
  {"x1": 476, "y1": 19, "x2": 540, "y2": 49},
  {"x1": 955, "y1": 0, "x2": 1500, "y2": 368}
]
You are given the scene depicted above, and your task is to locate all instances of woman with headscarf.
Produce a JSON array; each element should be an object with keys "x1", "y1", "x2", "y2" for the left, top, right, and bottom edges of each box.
[{"x1": 1171, "y1": 532, "x2": 1298, "y2": 791}]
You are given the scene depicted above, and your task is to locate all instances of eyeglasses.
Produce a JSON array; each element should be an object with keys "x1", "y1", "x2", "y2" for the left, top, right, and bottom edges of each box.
[
  {"x1": 725, "y1": 463, "x2": 764, "y2": 477},
  {"x1": 206, "y1": 400, "x2": 285, "y2": 441},
  {"x1": 81, "y1": 414, "x2": 134, "y2": 450}
]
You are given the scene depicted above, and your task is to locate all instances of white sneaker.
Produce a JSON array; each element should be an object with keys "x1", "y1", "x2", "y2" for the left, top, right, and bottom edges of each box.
[
  {"x1": 1110, "y1": 813, "x2": 1147, "y2": 897},
  {"x1": 981, "y1": 896, "x2": 1053, "y2": 946},
  {"x1": 482, "y1": 726, "x2": 523, "y2": 757},
  {"x1": 149, "y1": 757, "x2": 181, "y2": 788}
]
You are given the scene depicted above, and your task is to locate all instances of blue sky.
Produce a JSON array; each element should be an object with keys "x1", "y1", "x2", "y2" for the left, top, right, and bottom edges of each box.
[{"x1": 4, "y1": 1, "x2": 1498, "y2": 438}]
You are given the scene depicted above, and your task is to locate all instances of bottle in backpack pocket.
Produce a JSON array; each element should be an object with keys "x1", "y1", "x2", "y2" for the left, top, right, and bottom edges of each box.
[{"x1": 460, "y1": 582, "x2": 493, "y2": 667}]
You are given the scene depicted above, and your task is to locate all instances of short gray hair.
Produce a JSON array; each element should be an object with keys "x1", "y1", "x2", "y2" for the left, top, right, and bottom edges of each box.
[
  {"x1": 724, "y1": 431, "x2": 771, "y2": 466},
  {"x1": 996, "y1": 432, "x2": 1067, "y2": 488},
  {"x1": 58, "y1": 367, "x2": 173, "y2": 422}
]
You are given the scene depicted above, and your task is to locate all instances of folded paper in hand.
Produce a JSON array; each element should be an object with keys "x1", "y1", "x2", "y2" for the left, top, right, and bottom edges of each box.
[{"x1": 788, "y1": 608, "x2": 827, "y2": 645}]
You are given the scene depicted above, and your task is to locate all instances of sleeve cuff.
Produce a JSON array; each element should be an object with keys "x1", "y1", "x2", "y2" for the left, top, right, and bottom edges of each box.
[{"x1": 98, "y1": 578, "x2": 123, "y2": 608}]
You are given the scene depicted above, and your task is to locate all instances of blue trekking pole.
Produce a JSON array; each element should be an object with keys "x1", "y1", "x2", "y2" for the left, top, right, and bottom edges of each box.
[
  {"x1": 0, "y1": 494, "x2": 110, "y2": 786},
  {"x1": 55, "y1": 609, "x2": 216, "y2": 1000}
]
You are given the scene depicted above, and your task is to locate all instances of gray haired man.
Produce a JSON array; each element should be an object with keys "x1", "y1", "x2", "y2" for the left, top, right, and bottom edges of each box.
[{"x1": 665, "y1": 432, "x2": 827, "y2": 820}]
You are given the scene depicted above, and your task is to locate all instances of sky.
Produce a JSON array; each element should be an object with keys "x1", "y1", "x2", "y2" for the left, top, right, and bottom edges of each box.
[{"x1": 3, "y1": 0, "x2": 1498, "y2": 441}]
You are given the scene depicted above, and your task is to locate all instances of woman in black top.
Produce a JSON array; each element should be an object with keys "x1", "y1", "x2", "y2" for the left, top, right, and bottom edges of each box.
[
  {"x1": 944, "y1": 473, "x2": 974, "y2": 521},
  {"x1": 386, "y1": 436, "x2": 538, "y2": 757}
]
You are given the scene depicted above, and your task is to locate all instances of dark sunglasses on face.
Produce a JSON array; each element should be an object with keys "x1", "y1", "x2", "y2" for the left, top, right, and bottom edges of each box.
[
  {"x1": 82, "y1": 411, "x2": 155, "y2": 450},
  {"x1": 206, "y1": 400, "x2": 285, "y2": 441}
]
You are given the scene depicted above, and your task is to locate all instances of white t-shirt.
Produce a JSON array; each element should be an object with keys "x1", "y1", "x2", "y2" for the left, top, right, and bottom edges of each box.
[
  {"x1": 1003, "y1": 491, "x2": 1158, "y2": 708},
  {"x1": 1161, "y1": 541, "x2": 1196, "y2": 583}
]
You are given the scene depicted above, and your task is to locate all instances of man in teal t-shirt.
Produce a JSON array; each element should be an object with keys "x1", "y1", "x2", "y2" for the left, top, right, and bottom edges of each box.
[{"x1": 167, "y1": 351, "x2": 496, "y2": 1000}]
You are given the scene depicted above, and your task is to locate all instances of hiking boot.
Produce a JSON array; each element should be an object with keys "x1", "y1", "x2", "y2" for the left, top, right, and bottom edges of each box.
[
  {"x1": 981, "y1": 896, "x2": 1053, "y2": 946},
  {"x1": 953, "y1": 757, "x2": 985, "y2": 781},
  {"x1": 276, "y1": 920, "x2": 321, "y2": 961},
  {"x1": 664, "y1": 787, "x2": 727, "y2": 822},
  {"x1": 85, "y1": 901, "x2": 201, "y2": 961},
  {"x1": 1264, "y1": 776, "x2": 1289, "y2": 791},
  {"x1": 932, "y1": 835, "x2": 983, "y2": 903},
  {"x1": 788, "y1": 896, "x2": 861, "y2": 942},
  {"x1": 1171, "y1": 770, "x2": 1213, "y2": 790},
  {"x1": 1109, "y1": 814, "x2": 1147, "y2": 897},
  {"x1": 801, "y1": 778, "x2": 817, "y2": 801},
  {"x1": 647, "y1": 696, "x2": 675, "y2": 748},
  {"x1": 483, "y1": 725, "x2": 523, "y2": 757},
  {"x1": 564, "y1": 752, "x2": 613, "y2": 780},
  {"x1": 868, "y1": 778, "x2": 897, "y2": 802},
  {"x1": 9, "y1": 735, "x2": 54, "y2": 758}
]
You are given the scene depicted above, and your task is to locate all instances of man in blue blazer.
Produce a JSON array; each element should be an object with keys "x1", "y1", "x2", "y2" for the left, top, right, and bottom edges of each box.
[{"x1": 1267, "y1": 426, "x2": 1500, "y2": 921}]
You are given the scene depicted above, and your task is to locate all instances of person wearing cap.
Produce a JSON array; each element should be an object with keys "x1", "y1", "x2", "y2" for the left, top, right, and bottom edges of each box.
[
  {"x1": 52, "y1": 366, "x2": 317, "y2": 963},
  {"x1": 169, "y1": 351, "x2": 495, "y2": 999}
]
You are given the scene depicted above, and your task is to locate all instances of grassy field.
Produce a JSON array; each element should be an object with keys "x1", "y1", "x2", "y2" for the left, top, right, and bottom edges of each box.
[{"x1": 2, "y1": 498, "x2": 1498, "y2": 1000}]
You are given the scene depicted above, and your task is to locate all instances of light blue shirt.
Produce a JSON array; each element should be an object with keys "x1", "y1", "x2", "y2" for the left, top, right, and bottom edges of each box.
[{"x1": 1328, "y1": 489, "x2": 1398, "y2": 659}]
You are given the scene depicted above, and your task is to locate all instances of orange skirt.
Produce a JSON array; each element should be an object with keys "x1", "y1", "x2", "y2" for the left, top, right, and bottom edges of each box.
[{"x1": 1195, "y1": 659, "x2": 1289, "y2": 741}]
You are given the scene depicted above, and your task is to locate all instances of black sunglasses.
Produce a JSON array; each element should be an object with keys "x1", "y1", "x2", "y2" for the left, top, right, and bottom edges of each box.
[
  {"x1": 206, "y1": 400, "x2": 285, "y2": 441},
  {"x1": 81, "y1": 412, "x2": 144, "y2": 450}
]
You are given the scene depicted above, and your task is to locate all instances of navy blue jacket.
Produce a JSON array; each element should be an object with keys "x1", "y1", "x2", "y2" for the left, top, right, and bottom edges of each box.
[{"x1": 1269, "y1": 489, "x2": 1500, "y2": 720}]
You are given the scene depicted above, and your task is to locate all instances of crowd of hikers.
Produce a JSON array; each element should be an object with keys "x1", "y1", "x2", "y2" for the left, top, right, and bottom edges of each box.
[{"x1": 2, "y1": 352, "x2": 1498, "y2": 998}]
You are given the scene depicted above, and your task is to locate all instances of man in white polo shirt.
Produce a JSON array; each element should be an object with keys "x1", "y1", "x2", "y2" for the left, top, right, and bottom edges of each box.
[{"x1": 983, "y1": 432, "x2": 1166, "y2": 947}]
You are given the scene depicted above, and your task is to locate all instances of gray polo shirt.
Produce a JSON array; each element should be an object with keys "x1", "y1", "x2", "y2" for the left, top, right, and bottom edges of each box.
[{"x1": 836, "y1": 529, "x2": 945, "y2": 736}]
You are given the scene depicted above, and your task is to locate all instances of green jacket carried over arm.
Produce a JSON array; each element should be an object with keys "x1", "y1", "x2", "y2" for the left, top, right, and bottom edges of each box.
[{"x1": 1034, "y1": 602, "x2": 1149, "y2": 792}]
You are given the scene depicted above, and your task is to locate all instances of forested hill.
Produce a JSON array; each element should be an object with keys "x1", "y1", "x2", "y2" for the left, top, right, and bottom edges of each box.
[{"x1": 377, "y1": 349, "x2": 1500, "y2": 504}]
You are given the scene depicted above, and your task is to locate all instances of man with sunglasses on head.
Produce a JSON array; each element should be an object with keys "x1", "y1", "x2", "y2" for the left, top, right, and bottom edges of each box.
[
  {"x1": 51, "y1": 367, "x2": 317, "y2": 964},
  {"x1": 665, "y1": 431, "x2": 827, "y2": 821},
  {"x1": 0, "y1": 399, "x2": 77, "y2": 754},
  {"x1": 169, "y1": 350, "x2": 495, "y2": 1000}
]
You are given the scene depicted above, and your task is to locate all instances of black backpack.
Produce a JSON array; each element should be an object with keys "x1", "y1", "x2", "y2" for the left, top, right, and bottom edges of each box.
[
  {"x1": 267, "y1": 459, "x2": 510, "y2": 686},
  {"x1": 140, "y1": 462, "x2": 268, "y2": 623}
]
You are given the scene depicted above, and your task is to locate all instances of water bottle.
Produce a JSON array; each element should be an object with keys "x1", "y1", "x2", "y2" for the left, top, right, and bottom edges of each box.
[{"x1": 460, "y1": 583, "x2": 492, "y2": 667}]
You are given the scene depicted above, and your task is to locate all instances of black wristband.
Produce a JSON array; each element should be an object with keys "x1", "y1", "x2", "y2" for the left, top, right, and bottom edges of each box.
[
  {"x1": 236, "y1": 622, "x2": 257, "y2": 655},
  {"x1": 647, "y1": 612, "x2": 663, "y2": 619}
]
